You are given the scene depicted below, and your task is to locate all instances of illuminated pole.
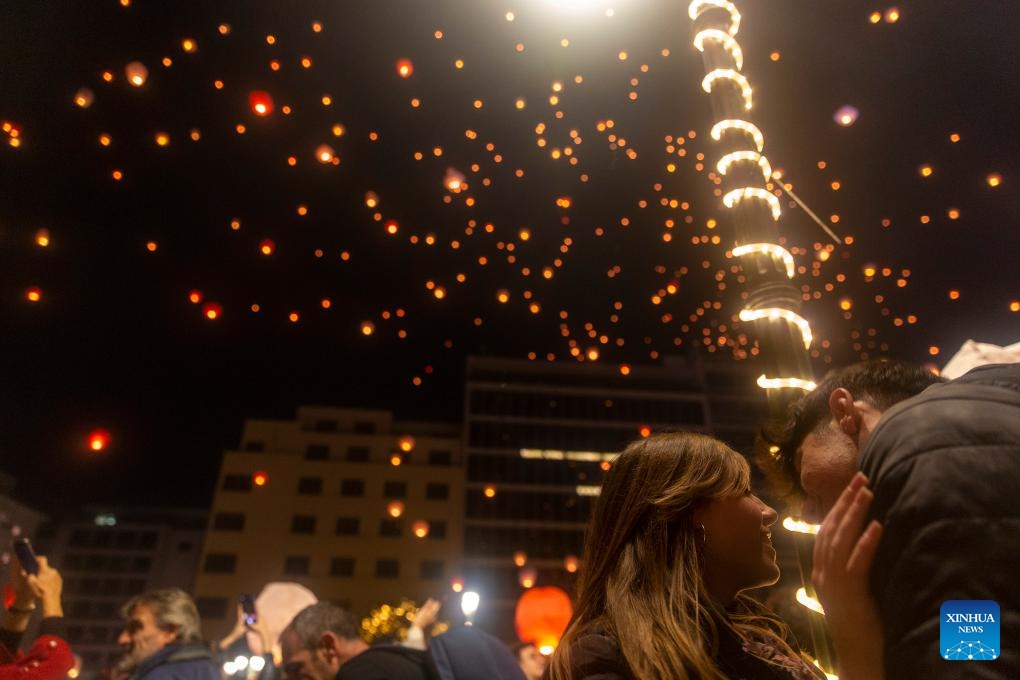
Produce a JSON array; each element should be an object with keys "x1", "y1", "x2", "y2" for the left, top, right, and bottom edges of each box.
[
  {"x1": 687, "y1": 0, "x2": 816, "y2": 418},
  {"x1": 687, "y1": 3, "x2": 835, "y2": 676}
]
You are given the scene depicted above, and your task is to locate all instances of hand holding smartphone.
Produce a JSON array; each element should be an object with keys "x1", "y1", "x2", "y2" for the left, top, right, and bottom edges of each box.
[
  {"x1": 12, "y1": 538, "x2": 39, "y2": 576},
  {"x1": 239, "y1": 594, "x2": 257, "y2": 626}
]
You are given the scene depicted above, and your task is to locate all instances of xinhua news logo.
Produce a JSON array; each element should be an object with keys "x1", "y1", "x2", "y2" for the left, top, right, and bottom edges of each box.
[{"x1": 940, "y1": 600, "x2": 999, "y2": 661}]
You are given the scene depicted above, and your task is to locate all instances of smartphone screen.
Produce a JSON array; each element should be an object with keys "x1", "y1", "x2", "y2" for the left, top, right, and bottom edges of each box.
[
  {"x1": 240, "y1": 594, "x2": 257, "y2": 625},
  {"x1": 13, "y1": 538, "x2": 39, "y2": 576}
]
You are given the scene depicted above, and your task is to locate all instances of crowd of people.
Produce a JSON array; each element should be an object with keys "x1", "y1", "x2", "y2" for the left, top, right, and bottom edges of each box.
[{"x1": 2, "y1": 360, "x2": 1016, "y2": 679}]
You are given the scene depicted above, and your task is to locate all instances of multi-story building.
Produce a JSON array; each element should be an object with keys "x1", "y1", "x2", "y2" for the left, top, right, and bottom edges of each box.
[
  {"x1": 40, "y1": 507, "x2": 206, "y2": 677},
  {"x1": 461, "y1": 355, "x2": 773, "y2": 637},
  {"x1": 193, "y1": 407, "x2": 465, "y2": 638}
]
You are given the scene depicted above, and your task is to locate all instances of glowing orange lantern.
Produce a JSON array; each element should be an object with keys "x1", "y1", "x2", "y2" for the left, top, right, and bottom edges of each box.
[
  {"x1": 259, "y1": 239, "x2": 275, "y2": 256},
  {"x1": 73, "y1": 88, "x2": 95, "y2": 108},
  {"x1": 564, "y1": 555, "x2": 579, "y2": 573},
  {"x1": 87, "y1": 429, "x2": 111, "y2": 452},
  {"x1": 248, "y1": 91, "x2": 274, "y2": 116},
  {"x1": 412, "y1": 520, "x2": 430, "y2": 538},
  {"x1": 252, "y1": 471, "x2": 269, "y2": 487},
  {"x1": 450, "y1": 577, "x2": 464, "y2": 593},
  {"x1": 202, "y1": 302, "x2": 222, "y2": 320},
  {"x1": 35, "y1": 229, "x2": 50, "y2": 247},
  {"x1": 188, "y1": 289, "x2": 203, "y2": 304},
  {"x1": 518, "y1": 566, "x2": 537, "y2": 588},
  {"x1": 25, "y1": 287, "x2": 42, "y2": 303},
  {"x1": 515, "y1": 586, "x2": 572, "y2": 651},
  {"x1": 387, "y1": 501, "x2": 405, "y2": 518},
  {"x1": 398, "y1": 436, "x2": 415, "y2": 452},
  {"x1": 315, "y1": 144, "x2": 335, "y2": 163},
  {"x1": 513, "y1": 551, "x2": 528, "y2": 567},
  {"x1": 125, "y1": 61, "x2": 148, "y2": 87},
  {"x1": 396, "y1": 59, "x2": 414, "y2": 78}
]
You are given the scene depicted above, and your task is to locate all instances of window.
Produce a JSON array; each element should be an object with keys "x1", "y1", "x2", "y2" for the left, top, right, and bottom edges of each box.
[
  {"x1": 314, "y1": 420, "x2": 338, "y2": 433},
  {"x1": 213, "y1": 512, "x2": 245, "y2": 531},
  {"x1": 346, "y1": 446, "x2": 370, "y2": 462},
  {"x1": 243, "y1": 440, "x2": 265, "y2": 452},
  {"x1": 428, "y1": 450, "x2": 453, "y2": 466},
  {"x1": 340, "y1": 479, "x2": 365, "y2": 497},
  {"x1": 297, "y1": 477, "x2": 323, "y2": 495},
  {"x1": 139, "y1": 532, "x2": 158, "y2": 548},
  {"x1": 222, "y1": 474, "x2": 252, "y2": 492},
  {"x1": 425, "y1": 483, "x2": 449, "y2": 500},
  {"x1": 375, "y1": 559, "x2": 399, "y2": 579},
  {"x1": 305, "y1": 444, "x2": 329, "y2": 460},
  {"x1": 204, "y1": 553, "x2": 237, "y2": 573},
  {"x1": 284, "y1": 556, "x2": 310, "y2": 575},
  {"x1": 330, "y1": 557, "x2": 355, "y2": 577},
  {"x1": 131, "y1": 556, "x2": 152, "y2": 573},
  {"x1": 383, "y1": 481, "x2": 407, "y2": 498},
  {"x1": 335, "y1": 517, "x2": 360, "y2": 536},
  {"x1": 196, "y1": 597, "x2": 228, "y2": 619},
  {"x1": 354, "y1": 421, "x2": 376, "y2": 434},
  {"x1": 108, "y1": 556, "x2": 129, "y2": 572},
  {"x1": 420, "y1": 560, "x2": 444, "y2": 580},
  {"x1": 291, "y1": 515, "x2": 317, "y2": 534},
  {"x1": 115, "y1": 532, "x2": 137, "y2": 549},
  {"x1": 379, "y1": 519, "x2": 402, "y2": 537},
  {"x1": 428, "y1": 521, "x2": 447, "y2": 540}
]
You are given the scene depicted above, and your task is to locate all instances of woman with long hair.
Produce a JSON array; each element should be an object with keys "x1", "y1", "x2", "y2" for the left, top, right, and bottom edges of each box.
[{"x1": 547, "y1": 432, "x2": 825, "y2": 679}]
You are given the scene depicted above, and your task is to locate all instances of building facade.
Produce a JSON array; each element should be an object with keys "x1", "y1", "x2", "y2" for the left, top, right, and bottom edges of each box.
[
  {"x1": 193, "y1": 407, "x2": 465, "y2": 638},
  {"x1": 461, "y1": 355, "x2": 772, "y2": 636}
]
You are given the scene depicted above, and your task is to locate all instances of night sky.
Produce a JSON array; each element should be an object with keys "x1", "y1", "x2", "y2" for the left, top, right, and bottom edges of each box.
[{"x1": 2, "y1": 0, "x2": 1017, "y2": 512}]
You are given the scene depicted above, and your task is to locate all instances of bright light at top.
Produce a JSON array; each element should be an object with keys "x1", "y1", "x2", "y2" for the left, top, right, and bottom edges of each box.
[{"x1": 461, "y1": 591, "x2": 480, "y2": 617}]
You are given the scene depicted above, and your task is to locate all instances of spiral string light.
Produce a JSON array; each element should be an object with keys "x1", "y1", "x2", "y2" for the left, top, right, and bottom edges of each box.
[{"x1": 690, "y1": 0, "x2": 815, "y2": 396}]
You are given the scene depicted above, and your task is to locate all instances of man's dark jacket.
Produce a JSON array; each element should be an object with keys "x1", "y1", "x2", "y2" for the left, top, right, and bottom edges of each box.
[
  {"x1": 132, "y1": 643, "x2": 219, "y2": 680},
  {"x1": 860, "y1": 362, "x2": 1020, "y2": 678}
]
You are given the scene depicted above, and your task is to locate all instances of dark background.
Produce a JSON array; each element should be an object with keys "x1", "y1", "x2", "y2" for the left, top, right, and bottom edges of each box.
[{"x1": 1, "y1": 0, "x2": 1017, "y2": 511}]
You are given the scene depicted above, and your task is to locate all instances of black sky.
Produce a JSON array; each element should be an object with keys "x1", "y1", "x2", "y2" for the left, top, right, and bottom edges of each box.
[{"x1": 1, "y1": 0, "x2": 1018, "y2": 512}]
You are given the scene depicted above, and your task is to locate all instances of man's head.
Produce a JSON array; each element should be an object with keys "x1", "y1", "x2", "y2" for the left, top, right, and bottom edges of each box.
[
  {"x1": 117, "y1": 589, "x2": 203, "y2": 670},
  {"x1": 280, "y1": 602, "x2": 368, "y2": 680},
  {"x1": 773, "y1": 359, "x2": 942, "y2": 520},
  {"x1": 512, "y1": 642, "x2": 547, "y2": 680}
]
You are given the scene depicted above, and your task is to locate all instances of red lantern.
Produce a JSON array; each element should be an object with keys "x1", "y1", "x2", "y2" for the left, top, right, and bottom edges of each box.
[
  {"x1": 188, "y1": 290, "x2": 203, "y2": 304},
  {"x1": 514, "y1": 586, "x2": 572, "y2": 652},
  {"x1": 259, "y1": 239, "x2": 275, "y2": 256},
  {"x1": 252, "y1": 471, "x2": 269, "y2": 487},
  {"x1": 87, "y1": 429, "x2": 111, "y2": 452},
  {"x1": 396, "y1": 59, "x2": 414, "y2": 78},
  {"x1": 249, "y1": 91, "x2": 274, "y2": 116},
  {"x1": 202, "y1": 302, "x2": 223, "y2": 320}
]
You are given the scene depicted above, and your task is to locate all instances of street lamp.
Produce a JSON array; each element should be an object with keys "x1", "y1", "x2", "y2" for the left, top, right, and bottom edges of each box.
[{"x1": 460, "y1": 591, "x2": 480, "y2": 626}]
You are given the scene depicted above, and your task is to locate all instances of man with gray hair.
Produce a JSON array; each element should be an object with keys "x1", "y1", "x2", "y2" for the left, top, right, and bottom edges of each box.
[
  {"x1": 116, "y1": 589, "x2": 218, "y2": 680},
  {"x1": 280, "y1": 602, "x2": 430, "y2": 680}
]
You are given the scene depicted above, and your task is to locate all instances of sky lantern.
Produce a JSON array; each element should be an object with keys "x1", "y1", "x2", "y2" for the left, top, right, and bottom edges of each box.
[
  {"x1": 315, "y1": 143, "x2": 335, "y2": 163},
  {"x1": 73, "y1": 87, "x2": 94, "y2": 108},
  {"x1": 834, "y1": 105, "x2": 859, "y2": 126},
  {"x1": 515, "y1": 587, "x2": 572, "y2": 652},
  {"x1": 564, "y1": 555, "x2": 579, "y2": 573},
  {"x1": 412, "y1": 520, "x2": 430, "y2": 538},
  {"x1": 450, "y1": 577, "x2": 464, "y2": 593},
  {"x1": 35, "y1": 229, "x2": 50, "y2": 247},
  {"x1": 25, "y1": 287, "x2": 42, "y2": 303},
  {"x1": 125, "y1": 61, "x2": 148, "y2": 87},
  {"x1": 259, "y1": 239, "x2": 275, "y2": 256},
  {"x1": 187, "y1": 289, "x2": 203, "y2": 304},
  {"x1": 384, "y1": 220, "x2": 399, "y2": 235},
  {"x1": 444, "y1": 168, "x2": 466, "y2": 192},
  {"x1": 513, "y1": 551, "x2": 527, "y2": 567},
  {"x1": 396, "y1": 58, "x2": 414, "y2": 78},
  {"x1": 389, "y1": 453, "x2": 403, "y2": 466},
  {"x1": 248, "y1": 91, "x2": 274, "y2": 116},
  {"x1": 483, "y1": 485, "x2": 496, "y2": 498},
  {"x1": 365, "y1": 191, "x2": 379, "y2": 208},
  {"x1": 387, "y1": 501, "x2": 405, "y2": 518},
  {"x1": 398, "y1": 436, "x2": 415, "y2": 452},
  {"x1": 518, "y1": 566, "x2": 537, "y2": 589},
  {"x1": 87, "y1": 429, "x2": 111, "y2": 452},
  {"x1": 202, "y1": 302, "x2": 223, "y2": 320},
  {"x1": 252, "y1": 471, "x2": 269, "y2": 487},
  {"x1": 360, "y1": 320, "x2": 375, "y2": 336},
  {"x1": 986, "y1": 173, "x2": 1002, "y2": 187}
]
